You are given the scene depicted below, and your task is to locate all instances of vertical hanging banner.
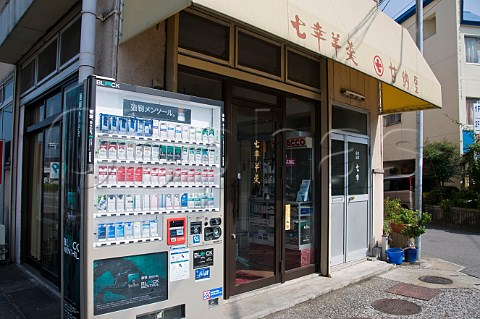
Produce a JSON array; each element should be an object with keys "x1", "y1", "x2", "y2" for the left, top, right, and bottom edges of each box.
[
  {"x1": 474, "y1": 103, "x2": 480, "y2": 136},
  {"x1": 62, "y1": 84, "x2": 85, "y2": 319}
]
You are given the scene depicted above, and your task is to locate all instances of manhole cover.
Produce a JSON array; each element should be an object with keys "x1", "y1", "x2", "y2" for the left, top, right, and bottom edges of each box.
[
  {"x1": 418, "y1": 276, "x2": 453, "y2": 285},
  {"x1": 372, "y1": 299, "x2": 422, "y2": 315},
  {"x1": 387, "y1": 283, "x2": 440, "y2": 301}
]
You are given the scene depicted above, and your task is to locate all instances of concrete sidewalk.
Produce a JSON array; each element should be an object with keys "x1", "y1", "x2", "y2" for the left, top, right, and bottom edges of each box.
[
  {"x1": 222, "y1": 259, "x2": 394, "y2": 319},
  {"x1": 0, "y1": 263, "x2": 60, "y2": 319}
]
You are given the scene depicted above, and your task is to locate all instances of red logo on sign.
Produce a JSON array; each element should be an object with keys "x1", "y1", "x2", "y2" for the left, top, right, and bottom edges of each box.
[
  {"x1": 287, "y1": 138, "x2": 306, "y2": 148},
  {"x1": 373, "y1": 55, "x2": 384, "y2": 76}
]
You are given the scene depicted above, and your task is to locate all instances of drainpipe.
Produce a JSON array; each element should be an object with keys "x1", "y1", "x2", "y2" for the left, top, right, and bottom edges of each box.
[{"x1": 79, "y1": 0, "x2": 97, "y2": 82}]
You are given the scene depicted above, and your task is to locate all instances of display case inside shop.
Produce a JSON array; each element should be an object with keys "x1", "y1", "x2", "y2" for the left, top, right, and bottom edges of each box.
[{"x1": 284, "y1": 133, "x2": 313, "y2": 251}]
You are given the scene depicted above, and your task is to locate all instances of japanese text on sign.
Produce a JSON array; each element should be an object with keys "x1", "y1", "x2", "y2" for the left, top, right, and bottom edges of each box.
[
  {"x1": 123, "y1": 99, "x2": 191, "y2": 124},
  {"x1": 288, "y1": 12, "x2": 420, "y2": 95},
  {"x1": 253, "y1": 140, "x2": 261, "y2": 185}
]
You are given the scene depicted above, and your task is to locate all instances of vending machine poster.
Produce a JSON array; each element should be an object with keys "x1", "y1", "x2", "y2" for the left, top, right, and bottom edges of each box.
[
  {"x1": 93, "y1": 253, "x2": 168, "y2": 315},
  {"x1": 169, "y1": 246, "x2": 190, "y2": 282},
  {"x1": 193, "y1": 248, "x2": 214, "y2": 269},
  {"x1": 123, "y1": 99, "x2": 192, "y2": 124}
]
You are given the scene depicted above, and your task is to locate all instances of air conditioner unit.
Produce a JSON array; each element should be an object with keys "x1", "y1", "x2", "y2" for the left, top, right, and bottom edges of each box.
[{"x1": 0, "y1": 224, "x2": 6, "y2": 261}]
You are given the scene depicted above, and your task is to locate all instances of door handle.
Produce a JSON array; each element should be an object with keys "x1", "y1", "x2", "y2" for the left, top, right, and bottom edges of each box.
[
  {"x1": 349, "y1": 196, "x2": 355, "y2": 201},
  {"x1": 231, "y1": 234, "x2": 236, "y2": 239}
]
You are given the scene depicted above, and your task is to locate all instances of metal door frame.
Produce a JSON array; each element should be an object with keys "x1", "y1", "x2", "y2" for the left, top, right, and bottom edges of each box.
[{"x1": 330, "y1": 132, "x2": 371, "y2": 264}]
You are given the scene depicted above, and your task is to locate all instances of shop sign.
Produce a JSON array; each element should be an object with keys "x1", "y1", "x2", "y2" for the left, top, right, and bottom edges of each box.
[
  {"x1": 285, "y1": 204, "x2": 291, "y2": 230},
  {"x1": 286, "y1": 137, "x2": 312, "y2": 148},
  {"x1": 253, "y1": 140, "x2": 262, "y2": 185},
  {"x1": 286, "y1": 158, "x2": 296, "y2": 166},
  {"x1": 123, "y1": 99, "x2": 192, "y2": 124},
  {"x1": 50, "y1": 162, "x2": 60, "y2": 179},
  {"x1": 474, "y1": 103, "x2": 480, "y2": 135}
]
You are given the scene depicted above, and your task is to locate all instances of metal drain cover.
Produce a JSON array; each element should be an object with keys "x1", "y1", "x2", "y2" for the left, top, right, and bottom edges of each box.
[
  {"x1": 372, "y1": 299, "x2": 422, "y2": 315},
  {"x1": 419, "y1": 276, "x2": 453, "y2": 285}
]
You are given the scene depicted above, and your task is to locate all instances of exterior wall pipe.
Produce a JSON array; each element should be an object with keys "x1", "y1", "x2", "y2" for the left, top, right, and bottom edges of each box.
[{"x1": 79, "y1": 0, "x2": 97, "y2": 82}]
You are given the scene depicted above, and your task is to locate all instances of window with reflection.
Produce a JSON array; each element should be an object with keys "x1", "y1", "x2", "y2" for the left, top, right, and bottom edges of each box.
[{"x1": 237, "y1": 31, "x2": 281, "y2": 77}]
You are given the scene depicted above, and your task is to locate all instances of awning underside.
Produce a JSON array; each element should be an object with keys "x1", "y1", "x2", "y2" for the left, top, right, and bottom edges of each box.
[{"x1": 121, "y1": 0, "x2": 442, "y2": 113}]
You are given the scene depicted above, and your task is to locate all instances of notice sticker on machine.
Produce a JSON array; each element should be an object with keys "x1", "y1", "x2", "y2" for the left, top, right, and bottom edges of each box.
[
  {"x1": 169, "y1": 246, "x2": 190, "y2": 282},
  {"x1": 193, "y1": 248, "x2": 214, "y2": 269},
  {"x1": 195, "y1": 268, "x2": 211, "y2": 281},
  {"x1": 203, "y1": 287, "x2": 222, "y2": 300}
]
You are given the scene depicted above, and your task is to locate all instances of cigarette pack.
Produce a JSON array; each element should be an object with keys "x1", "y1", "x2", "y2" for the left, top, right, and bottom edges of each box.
[
  {"x1": 133, "y1": 221, "x2": 142, "y2": 238},
  {"x1": 189, "y1": 127, "x2": 196, "y2": 142},
  {"x1": 143, "y1": 167, "x2": 151, "y2": 184},
  {"x1": 160, "y1": 122, "x2": 167, "y2": 139},
  {"x1": 126, "y1": 166, "x2": 135, "y2": 184},
  {"x1": 166, "y1": 146, "x2": 174, "y2": 161},
  {"x1": 202, "y1": 148, "x2": 209, "y2": 164},
  {"x1": 98, "y1": 166, "x2": 108, "y2": 185},
  {"x1": 195, "y1": 148, "x2": 202, "y2": 163},
  {"x1": 135, "y1": 144, "x2": 144, "y2": 161},
  {"x1": 97, "y1": 224, "x2": 106, "y2": 241},
  {"x1": 165, "y1": 194, "x2": 173, "y2": 209},
  {"x1": 159, "y1": 168, "x2": 166, "y2": 185},
  {"x1": 109, "y1": 115, "x2": 119, "y2": 133},
  {"x1": 150, "y1": 193, "x2": 159, "y2": 211},
  {"x1": 167, "y1": 124, "x2": 175, "y2": 140},
  {"x1": 119, "y1": 117, "x2": 127, "y2": 134},
  {"x1": 107, "y1": 223, "x2": 116, "y2": 240},
  {"x1": 182, "y1": 125, "x2": 189, "y2": 140},
  {"x1": 195, "y1": 127, "x2": 203, "y2": 143},
  {"x1": 117, "y1": 141, "x2": 126, "y2": 160},
  {"x1": 125, "y1": 222, "x2": 133, "y2": 238},
  {"x1": 125, "y1": 194, "x2": 134, "y2": 211},
  {"x1": 136, "y1": 119, "x2": 145, "y2": 136},
  {"x1": 159, "y1": 145, "x2": 167, "y2": 162},
  {"x1": 117, "y1": 166, "x2": 125, "y2": 184},
  {"x1": 150, "y1": 220, "x2": 159, "y2": 237},
  {"x1": 99, "y1": 114, "x2": 109, "y2": 132},
  {"x1": 107, "y1": 194, "x2": 116, "y2": 212},
  {"x1": 209, "y1": 148, "x2": 216, "y2": 164},
  {"x1": 142, "y1": 221, "x2": 150, "y2": 238},
  {"x1": 208, "y1": 128, "x2": 215, "y2": 144},
  {"x1": 108, "y1": 166, "x2": 117, "y2": 184},
  {"x1": 98, "y1": 140, "x2": 108, "y2": 159},
  {"x1": 143, "y1": 145, "x2": 152, "y2": 161},
  {"x1": 135, "y1": 166, "x2": 143, "y2": 183},
  {"x1": 97, "y1": 195, "x2": 107, "y2": 212},
  {"x1": 151, "y1": 167, "x2": 159, "y2": 185},
  {"x1": 166, "y1": 168, "x2": 174, "y2": 184},
  {"x1": 126, "y1": 142, "x2": 135, "y2": 160},
  {"x1": 116, "y1": 194, "x2": 125, "y2": 212},
  {"x1": 175, "y1": 125, "x2": 182, "y2": 140},
  {"x1": 127, "y1": 117, "x2": 136, "y2": 135},
  {"x1": 173, "y1": 194, "x2": 180, "y2": 209},
  {"x1": 144, "y1": 119, "x2": 153, "y2": 137},
  {"x1": 116, "y1": 222, "x2": 125, "y2": 240},
  {"x1": 151, "y1": 145, "x2": 160, "y2": 161},
  {"x1": 202, "y1": 128, "x2": 209, "y2": 143},
  {"x1": 143, "y1": 194, "x2": 150, "y2": 211},
  {"x1": 174, "y1": 146, "x2": 182, "y2": 162},
  {"x1": 182, "y1": 147, "x2": 189, "y2": 163},
  {"x1": 189, "y1": 146, "x2": 195, "y2": 163},
  {"x1": 134, "y1": 194, "x2": 142, "y2": 211},
  {"x1": 181, "y1": 169, "x2": 188, "y2": 183},
  {"x1": 108, "y1": 141, "x2": 117, "y2": 159},
  {"x1": 152, "y1": 120, "x2": 159, "y2": 138}
]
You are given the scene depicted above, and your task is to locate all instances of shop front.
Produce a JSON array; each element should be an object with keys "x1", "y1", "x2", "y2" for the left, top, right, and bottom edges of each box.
[{"x1": 119, "y1": 0, "x2": 442, "y2": 300}]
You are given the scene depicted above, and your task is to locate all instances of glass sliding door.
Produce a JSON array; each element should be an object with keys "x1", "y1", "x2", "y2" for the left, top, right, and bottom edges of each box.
[{"x1": 228, "y1": 102, "x2": 281, "y2": 295}]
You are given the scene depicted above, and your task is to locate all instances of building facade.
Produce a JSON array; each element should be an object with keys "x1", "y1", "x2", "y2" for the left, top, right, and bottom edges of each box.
[
  {"x1": 384, "y1": 0, "x2": 480, "y2": 175},
  {"x1": 0, "y1": 0, "x2": 440, "y2": 317}
]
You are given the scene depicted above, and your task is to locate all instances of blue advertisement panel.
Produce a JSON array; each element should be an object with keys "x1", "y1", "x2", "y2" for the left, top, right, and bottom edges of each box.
[{"x1": 93, "y1": 252, "x2": 168, "y2": 315}]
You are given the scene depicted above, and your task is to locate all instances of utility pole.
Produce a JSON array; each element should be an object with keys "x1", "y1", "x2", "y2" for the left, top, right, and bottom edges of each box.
[{"x1": 415, "y1": 0, "x2": 424, "y2": 260}]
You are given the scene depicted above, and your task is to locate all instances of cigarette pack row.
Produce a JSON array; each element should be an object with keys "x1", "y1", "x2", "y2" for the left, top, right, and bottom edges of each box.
[
  {"x1": 98, "y1": 140, "x2": 217, "y2": 164},
  {"x1": 96, "y1": 219, "x2": 160, "y2": 242},
  {"x1": 97, "y1": 166, "x2": 216, "y2": 186},
  {"x1": 99, "y1": 113, "x2": 217, "y2": 143},
  {"x1": 97, "y1": 190, "x2": 215, "y2": 213}
]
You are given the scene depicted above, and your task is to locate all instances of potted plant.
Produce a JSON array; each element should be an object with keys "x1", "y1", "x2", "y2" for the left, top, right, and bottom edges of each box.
[
  {"x1": 400, "y1": 211, "x2": 432, "y2": 262},
  {"x1": 384, "y1": 198, "x2": 432, "y2": 262}
]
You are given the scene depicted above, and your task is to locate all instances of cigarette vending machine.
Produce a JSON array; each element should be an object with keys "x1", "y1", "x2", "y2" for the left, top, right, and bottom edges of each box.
[{"x1": 62, "y1": 76, "x2": 224, "y2": 319}]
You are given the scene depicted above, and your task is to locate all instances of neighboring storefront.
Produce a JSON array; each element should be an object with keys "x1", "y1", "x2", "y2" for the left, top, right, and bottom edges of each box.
[{"x1": 0, "y1": 0, "x2": 442, "y2": 316}]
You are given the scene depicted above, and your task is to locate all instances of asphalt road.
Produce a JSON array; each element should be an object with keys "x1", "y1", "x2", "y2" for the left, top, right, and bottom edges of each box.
[{"x1": 422, "y1": 226, "x2": 480, "y2": 278}]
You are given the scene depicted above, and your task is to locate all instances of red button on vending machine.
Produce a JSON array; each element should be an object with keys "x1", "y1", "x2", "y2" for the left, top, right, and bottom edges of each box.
[{"x1": 167, "y1": 217, "x2": 186, "y2": 245}]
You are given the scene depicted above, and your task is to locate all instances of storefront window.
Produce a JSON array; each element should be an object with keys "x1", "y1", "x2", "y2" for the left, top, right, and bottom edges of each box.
[
  {"x1": 177, "y1": 70, "x2": 223, "y2": 101},
  {"x1": 284, "y1": 98, "x2": 316, "y2": 271},
  {"x1": 37, "y1": 39, "x2": 58, "y2": 82},
  {"x1": 237, "y1": 31, "x2": 282, "y2": 77},
  {"x1": 466, "y1": 97, "x2": 480, "y2": 125},
  {"x1": 287, "y1": 50, "x2": 320, "y2": 89},
  {"x1": 179, "y1": 11, "x2": 230, "y2": 61},
  {"x1": 332, "y1": 106, "x2": 367, "y2": 135}
]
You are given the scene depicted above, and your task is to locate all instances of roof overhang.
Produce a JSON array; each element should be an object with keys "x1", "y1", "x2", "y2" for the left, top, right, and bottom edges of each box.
[
  {"x1": 0, "y1": 0, "x2": 77, "y2": 64},
  {"x1": 121, "y1": 0, "x2": 442, "y2": 113}
]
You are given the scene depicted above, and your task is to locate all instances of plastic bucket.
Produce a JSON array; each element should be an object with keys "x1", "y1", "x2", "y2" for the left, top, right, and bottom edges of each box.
[
  {"x1": 386, "y1": 248, "x2": 404, "y2": 265},
  {"x1": 404, "y1": 248, "x2": 418, "y2": 263}
]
